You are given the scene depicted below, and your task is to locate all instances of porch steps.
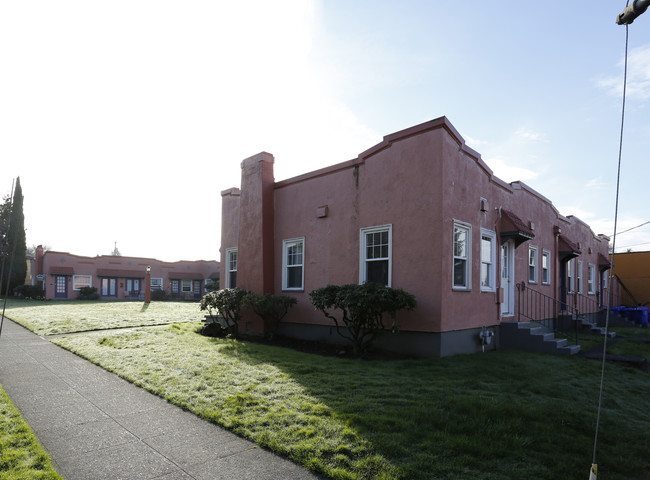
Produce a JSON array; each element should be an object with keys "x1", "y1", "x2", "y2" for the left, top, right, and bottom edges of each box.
[
  {"x1": 578, "y1": 316, "x2": 617, "y2": 339},
  {"x1": 500, "y1": 322, "x2": 581, "y2": 355}
]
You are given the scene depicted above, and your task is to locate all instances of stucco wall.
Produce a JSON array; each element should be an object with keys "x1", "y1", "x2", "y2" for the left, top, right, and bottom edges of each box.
[{"x1": 220, "y1": 116, "x2": 611, "y2": 355}]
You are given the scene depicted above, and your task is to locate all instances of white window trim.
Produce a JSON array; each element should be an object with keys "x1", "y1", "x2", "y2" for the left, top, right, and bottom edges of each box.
[
  {"x1": 181, "y1": 279, "x2": 192, "y2": 292},
  {"x1": 151, "y1": 278, "x2": 163, "y2": 290},
  {"x1": 359, "y1": 225, "x2": 392, "y2": 287},
  {"x1": 588, "y1": 263, "x2": 596, "y2": 295},
  {"x1": 567, "y1": 259, "x2": 575, "y2": 294},
  {"x1": 480, "y1": 228, "x2": 496, "y2": 292},
  {"x1": 528, "y1": 246, "x2": 538, "y2": 284},
  {"x1": 282, "y1": 237, "x2": 305, "y2": 291},
  {"x1": 542, "y1": 250, "x2": 551, "y2": 285},
  {"x1": 72, "y1": 275, "x2": 92, "y2": 291},
  {"x1": 225, "y1": 247, "x2": 238, "y2": 289},
  {"x1": 452, "y1": 220, "x2": 472, "y2": 291}
]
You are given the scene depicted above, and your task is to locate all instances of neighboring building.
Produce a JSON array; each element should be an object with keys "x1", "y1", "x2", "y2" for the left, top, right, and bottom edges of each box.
[
  {"x1": 32, "y1": 246, "x2": 219, "y2": 300},
  {"x1": 220, "y1": 116, "x2": 611, "y2": 357},
  {"x1": 611, "y1": 251, "x2": 650, "y2": 306}
]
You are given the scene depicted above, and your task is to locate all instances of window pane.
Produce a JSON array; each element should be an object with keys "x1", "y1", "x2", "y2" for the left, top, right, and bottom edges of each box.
[
  {"x1": 366, "y1": 260, "x2": 389, "y2": 286},
  {"x1": 454, "y1": 228, "x2": 466, "y2": 257},
  {"x1": 481, "y1": 236, "x2": 491, "y2": 261},
  {"x1": 454, "y1": 259, "x2": 466, "y2": 287},
  {"x1": 229, "y1": 271, "x2": 237, "y2": 289},
  {"x1": 481, "y1": 263, "x2": 490, "y2": 287},
  {"x1": 287, "y1": 266, "x2": 302, "y2": 289}
]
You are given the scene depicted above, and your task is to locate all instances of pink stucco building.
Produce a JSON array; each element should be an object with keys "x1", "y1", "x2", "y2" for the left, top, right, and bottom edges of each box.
[
  {"x1": 33, "y1": 247, "x2": 219, "y2": 301},
  {"x1": 220, "y1": 117, "x2": 611, "y2": 356}
]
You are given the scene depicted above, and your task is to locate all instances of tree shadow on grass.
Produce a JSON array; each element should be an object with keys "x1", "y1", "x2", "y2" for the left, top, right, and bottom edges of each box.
[{"x1": 208, "y1": 337, "x2": 650, "y2": 480}]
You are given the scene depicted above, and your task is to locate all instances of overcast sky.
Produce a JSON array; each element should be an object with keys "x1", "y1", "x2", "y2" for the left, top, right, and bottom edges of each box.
[{"x1": 1, "y1": 1, "x2": 649, "y2": 261}]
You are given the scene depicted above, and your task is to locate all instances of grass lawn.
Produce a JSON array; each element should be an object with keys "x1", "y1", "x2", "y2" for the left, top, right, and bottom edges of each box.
[
  {"x1": 0, "y1": 385, "x2": 63, "y2": 480},
  {"x1": 2, "y1": 299, "x2": 202, "y2": 335},
  {"x1": 5, "y1": 301, "x2": 650, "y2": 479}
]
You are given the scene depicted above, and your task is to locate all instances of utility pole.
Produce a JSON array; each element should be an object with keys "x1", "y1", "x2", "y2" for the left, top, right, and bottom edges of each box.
[{"x1": 616, "y1": 0, "x2": 650, "y2": 24}]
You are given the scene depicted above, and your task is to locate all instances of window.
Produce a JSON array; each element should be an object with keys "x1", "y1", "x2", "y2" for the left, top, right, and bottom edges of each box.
[
  {"x1": 282, "y1": 237, "x2": 305, "y2": 290},
  {"x1": 528, "y1": 246, "x2": 538, "y2": 284},
  {"x1": 151, "y1": 278, "x2": 163, "y2": 290},
  {"x1": 453, "y1": 221, "x2": 471, "y2": 290},
  {"x1": 225, "y1": 248, "x2": 238, "y2": 289},
  {"x1": 101, "y1": 278, "x2": 117, "y2": 297},
  {"x1": 73, "y1": 275, "x2": 92, "y2": 290},
  {"x1": 567, "y1": 259, "x2": 575, "y2": 293},
  {"x1": 182, "y1": 279, "x2": 192, "y2": 293},
  {"x1": 602, "y1": 271, "x2": 607, "y2": 289},
  {"x1": 542, "y1": 250, "x2": 551, "y2": 285},
  {"x1": 588, "y1": 264, "x2": 596, "y2": 294},
  {"x1": 171, "y1": 280, "x2": 179, "y2": 294},
  {"x1": 480, "y1": 229, "x2": 496, "y2": 291},
  {"x1": 360, "y1": 225, "x2": 392, "y2": 286},
  {"x1": 125, "y1": 278, "x2": 141, "y2": 296},
  {"x1": 577, "y1": 260, "x2": 583, "y2": 294}
]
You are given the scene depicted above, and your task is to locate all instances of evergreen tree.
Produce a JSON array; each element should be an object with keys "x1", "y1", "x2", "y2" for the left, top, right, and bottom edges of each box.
[{"x1": 1, "y1": 178, "x2": 27, "y2": 294}]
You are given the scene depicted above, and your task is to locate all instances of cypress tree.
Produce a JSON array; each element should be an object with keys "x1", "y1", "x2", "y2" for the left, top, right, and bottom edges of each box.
[{"x1": 1, "y1": 178, "x2": 27, "y2": 294}]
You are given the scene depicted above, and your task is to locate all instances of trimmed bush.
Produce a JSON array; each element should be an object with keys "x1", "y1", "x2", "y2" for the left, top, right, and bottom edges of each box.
[
  {"x1": 242, "y1": 292, "x2": 297, "y2": 340},
  {"x1": 309, "y1": 283, "x2": 416, "y2": 355},
  {"x1": 12, "y1": 284, "x2": 45, "y2": 300},
  {"x1": 199, "y1": 288, "x2": 248, "y2": 337},
  {"x1": 77, "y1": 286, "x2": 100, "y2": 300}
]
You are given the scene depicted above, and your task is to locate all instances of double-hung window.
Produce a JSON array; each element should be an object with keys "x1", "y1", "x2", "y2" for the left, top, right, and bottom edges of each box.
[
  {"x1": 360, "y1": 225, "x2": 392, "y2": 286},
  {"x1": 73, "y1": 275, "x2": 92, "y2": 291},
  {"x1": 453, "y1": 221, "x2": 471, "y2": 290},
  {"x1": 282, "y1": 237, "x2": 305, "y2": 290},
  {"x1": 567, "y1": 259, "x2": 575, "y2": 294},
  {"x1": 182, "y1": 279, "x2": 192, "y2": 293},
  {"x1": 542, "y1": 250, "x2": 551, "y2": 285},
  {"x1": 588, "y1": 264, "x2": 596, "y2": 294},
  {"x1": 528, "y1": 246, "x2": 538, "y2": 284},
  {"x1": 577, "y1": 260, "x2": 583, "y2": 294},
  {"x1": 151, "y1": 278, "x2": 163, "y2": 291},
  {"x1": 225, "y1": 247, "x2": 238, "y2": 289},
  {"x1": 480, "y1": 229, "x2": 496, "y2": 291}
]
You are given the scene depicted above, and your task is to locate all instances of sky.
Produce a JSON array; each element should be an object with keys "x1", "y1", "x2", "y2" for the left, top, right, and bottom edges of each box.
[{"x1": 1, "y1": 1, "x2": 649, "y2": 262}]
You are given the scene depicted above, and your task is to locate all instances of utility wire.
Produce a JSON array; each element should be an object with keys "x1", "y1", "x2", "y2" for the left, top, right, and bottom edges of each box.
[{"x1": 592, "y1": 16, "x2": 629, "y2": 472}]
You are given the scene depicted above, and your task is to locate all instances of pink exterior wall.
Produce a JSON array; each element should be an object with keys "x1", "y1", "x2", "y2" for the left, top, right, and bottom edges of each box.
[
  {"x1": 220, "y1": 116, "x2": 611, "y2": 355},
  {"x1": 39, "y1": 251, "x2": 219, "y2": 300}
]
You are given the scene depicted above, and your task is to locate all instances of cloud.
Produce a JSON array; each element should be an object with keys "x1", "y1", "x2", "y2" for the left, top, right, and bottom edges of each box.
[
  {"x1": 515, "y1": 127, "x2": 545, "y2": 142},
  {"x1": 584, "y1": 177, "x2": 608, "y2": 189},
  {"x1": 484, "y1": 157, "x2": 539, "y2": 183},
  {"x1": 597, "y1": 44, "x2": 650, "y2": 101}
]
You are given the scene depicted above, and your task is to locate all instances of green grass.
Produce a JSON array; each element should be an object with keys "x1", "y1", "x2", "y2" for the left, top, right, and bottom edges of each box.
[
  {"x1": 2, "y1": 299, "x2": 202, "y2": 335},
  {"x1": 6, "y1": 302, "x2": 650, "y2": 479},
  {"x1": 0, "y1": 385, "x2": 63, "y2": 480}
]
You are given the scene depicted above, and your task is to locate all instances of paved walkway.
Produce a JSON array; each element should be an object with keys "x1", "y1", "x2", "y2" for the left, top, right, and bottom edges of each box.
[{"x1": 0, "y1": 319, "x2": 323, "y2": 480}]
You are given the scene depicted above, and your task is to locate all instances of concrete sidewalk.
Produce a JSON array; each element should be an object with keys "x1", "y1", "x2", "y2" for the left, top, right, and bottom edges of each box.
[{"x1": 0, "y1": 318, "x2": 323, "y2": 480}]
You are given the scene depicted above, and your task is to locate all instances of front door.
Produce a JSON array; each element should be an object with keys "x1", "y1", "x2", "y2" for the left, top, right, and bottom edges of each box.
[
  {"x1": 501, "y1": 240, "x2": 515, "y2": 316},
  {"x1": 54, "y1": 275, "x2": 68, "y2": 298}
]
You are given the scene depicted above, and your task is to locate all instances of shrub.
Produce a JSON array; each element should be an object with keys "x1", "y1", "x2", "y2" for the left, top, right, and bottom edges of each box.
[
  {"x1": 12, "y1": 284, "x2": 45, "y2": 300},
  {"x1": 242, "y1": 292, "x2": 297, "y2": 340},
  {"x1": 197, "y1": 321, "x2": 229, "y2": 338},
  {"x1": 77, "y1": 286, "x2": 100, "y2": 300},
  {"x1": 309, "y1": 283, "x2": 416, "y2": 355},
  {"x1": 199, "y1": 288, "x2": 248, "y2": 337},
  {"x1": 204, "y1": 280, "x2": 219, "y2": 292},
  {"x1": 151, "y1": 289, "x2": 168, "y2": 301}
]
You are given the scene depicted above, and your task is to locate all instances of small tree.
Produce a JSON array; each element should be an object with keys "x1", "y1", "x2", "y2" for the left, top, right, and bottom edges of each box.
[
  {"x1": 243, "y1": 293, "x2": 297, "y2": 340},
  {"x1": 77, "y1": 286, "x2": 99, "y2": 300},
  {"x1": 199, "y1": 288, "x2": 248, "y2": 337},
  {"x1": 309, "y1": 283, "x2": 416, "y2": 355}
]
